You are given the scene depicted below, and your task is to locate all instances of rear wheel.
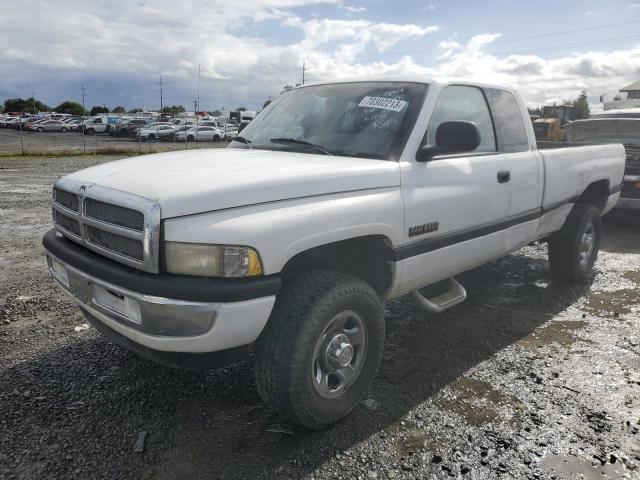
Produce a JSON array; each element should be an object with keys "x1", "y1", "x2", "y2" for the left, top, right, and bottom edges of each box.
[
  {"x1": 548, "y1": 204, "x2": 601, "y2": 282},
  {"x1": 254, "y1": 270, "x2": 385, "y2": 429},
  {"x1": 148, "y1": 133, "x2": 155, "y2": 140},
  {"x1": 86, "y1": 128, "x2": 95, "y2": 135},
  {"x1": 213, "y1": 134, "x2": 220, "y2": 142}
]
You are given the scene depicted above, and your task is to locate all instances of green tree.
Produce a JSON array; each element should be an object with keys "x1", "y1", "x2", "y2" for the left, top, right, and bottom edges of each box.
[
  {"x1": 211, "y1": 109, "x2": 222, "y2": 117},
  {"x1": 112, "y1": 106, "x2": 126, "y2": 113},
  {"x1": 54, "y1": 101, "x2": 86, "y2": 116},
  {"x1": 129, "y1": 108, "x2": 143, "y2": 113},
  {"x1": 572, "y1": 91, "x2": 590, "y2": 120},
  {"x1": 3, "y1": 97, "x2": 51, "y2": 114},
  {"x1": 161, "y1": 105, "x2": 186, "y2": 114},
  {"x1": 235, "y1": 107, "x2": 247, "y2": 111},
  {"x1": 262, "y1": 98, "x2": 272, "y2": 109},
  {"x1": 90, "y1": 105, "x2": 109, "y2": 116}
]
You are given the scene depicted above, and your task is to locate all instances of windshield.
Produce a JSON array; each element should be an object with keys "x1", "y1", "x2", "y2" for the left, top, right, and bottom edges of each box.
[{"x1": 231, "y1": 81, "x2": 428, "y2": 160}]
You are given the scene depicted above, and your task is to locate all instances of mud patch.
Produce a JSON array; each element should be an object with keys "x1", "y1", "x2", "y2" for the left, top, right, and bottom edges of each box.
[
  {"x1": 541, "y1": 454, "x2": 625, "y2": 479},
  {"x1": 394, "y1": 429, "x2": 427, "y2": 456},
  {"x1": 623, "y1": 270, "x2": 640, "y2": 285},
  {"x1": 518, "y1": 320, "x2": 589, "y2": 351},
  {"x1": 435, "y1": 377, "x2": 524, "y2": 427},
  {"x1": 584, "y1": 289, "x2": 640, "y2": 317}
]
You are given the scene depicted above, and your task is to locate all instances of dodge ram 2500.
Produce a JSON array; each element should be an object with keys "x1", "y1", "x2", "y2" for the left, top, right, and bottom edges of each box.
[{"x1": 43, "y1": 77, "x2": 625, "y2": 429}]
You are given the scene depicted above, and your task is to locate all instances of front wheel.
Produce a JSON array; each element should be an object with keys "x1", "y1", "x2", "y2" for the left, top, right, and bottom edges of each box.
[
  {"x1": 61, "y1": 127, "x2": 67, "y2": 132},
  {"x1": 548, "y1": 203, "x2": 601, "y2": 282},
  {"x1": 254, "y1": 270, "x2": 385, "y2": 429},
  {"x1": 37, "y1": 127, "x2": 44, "y2": 132}
]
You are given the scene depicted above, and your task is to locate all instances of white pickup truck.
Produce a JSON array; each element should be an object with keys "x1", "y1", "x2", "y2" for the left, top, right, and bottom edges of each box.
[{"x1": 44, "y1": 77, "x2": 625, "y2": 429}]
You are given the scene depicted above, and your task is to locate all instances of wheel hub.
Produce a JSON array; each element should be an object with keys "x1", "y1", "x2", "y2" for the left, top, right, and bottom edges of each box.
[
  {"x1": 325, "y1": 334, "x2": 354, "y2": 370},
  {"x1": 312, "y1": 310, "x2": 367, "y2": 399},
  {"x1": 579, "y1": 222, "x2": 595, "y2": 266}
]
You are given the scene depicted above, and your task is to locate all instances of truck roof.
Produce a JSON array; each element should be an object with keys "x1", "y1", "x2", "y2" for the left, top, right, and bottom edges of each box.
[{"x1": 300, "y1": 75, "x2": 519, "y2": 93}]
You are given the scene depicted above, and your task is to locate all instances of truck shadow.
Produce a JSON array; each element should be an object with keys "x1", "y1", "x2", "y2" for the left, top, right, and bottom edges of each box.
[{"x1": 2, "y1": 248, "x2": 597, "y2": 479}]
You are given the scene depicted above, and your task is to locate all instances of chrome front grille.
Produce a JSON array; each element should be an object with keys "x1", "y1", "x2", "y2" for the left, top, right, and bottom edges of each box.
[
  {"x1": 85, "y1": 198, "x2": 144, "y2": 231},
  {"x1": 85, "y1": 225, "x2": 144, "y2": 260},
  {"x1": 51, "y1": 180, "x2": 160, "y2": 273},
  {"x1": 53, "y1": 187, "x2": 79, "y2": 212}
]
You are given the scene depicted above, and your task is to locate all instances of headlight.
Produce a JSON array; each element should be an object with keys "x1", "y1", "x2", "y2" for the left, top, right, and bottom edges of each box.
[{"x1": 164, "y1": 242, "x2": 263, "y2": 277}]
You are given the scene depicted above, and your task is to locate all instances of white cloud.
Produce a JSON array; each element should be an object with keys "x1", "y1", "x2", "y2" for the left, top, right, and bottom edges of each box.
[
  {"x1": 0, "y1": 1, "x2": 638, "y2": 111},
  {"x1": 585, "y1": 10, "x2": 602, "y2": 16},
  {"x1": 628, "y1": 2, "x2": 640, "y2": 7},
  {"x1": 340, "y1": 5, "x2": 367, "y2": 13},
  {"x1": 423, "y1": 4, "x2": 435, "y2": 10}
]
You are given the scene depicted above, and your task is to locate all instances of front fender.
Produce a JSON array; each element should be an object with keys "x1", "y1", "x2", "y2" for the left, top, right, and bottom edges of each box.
[{"x1": 163, "y1": 188, "x2": 404, "y2": 275}]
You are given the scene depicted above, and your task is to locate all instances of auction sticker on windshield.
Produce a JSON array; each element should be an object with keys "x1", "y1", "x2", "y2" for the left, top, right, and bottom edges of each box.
[{"x1": 358, "y1": 96, "x2": 408, "y2": 112}]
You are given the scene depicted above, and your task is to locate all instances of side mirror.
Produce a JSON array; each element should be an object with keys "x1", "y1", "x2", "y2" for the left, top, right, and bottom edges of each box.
[{"x1": 416, "y1": 121, "x2": 481, "y2": 162}]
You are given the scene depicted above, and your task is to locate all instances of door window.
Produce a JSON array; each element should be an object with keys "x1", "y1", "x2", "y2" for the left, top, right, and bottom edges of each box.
[
  {"x1": 485, "y1": 89, "x2": 529, "y2": 152},
  {"x1": 425, "y1": 85, "x2": 496, "y2": 153}
]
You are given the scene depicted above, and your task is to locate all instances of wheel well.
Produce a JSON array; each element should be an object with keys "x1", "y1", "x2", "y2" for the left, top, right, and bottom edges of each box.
[
  {"x1": 577, "y1": 180, "x2": 609, "y2": 211},
  {"x1": 281, "y1": 236, "x2": 396, "y2": 298}
]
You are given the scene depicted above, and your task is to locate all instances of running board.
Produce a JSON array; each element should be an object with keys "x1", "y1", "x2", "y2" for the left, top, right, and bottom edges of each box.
[{"x1": 412, "y1": 277, "x2": 467, "y2": 314}]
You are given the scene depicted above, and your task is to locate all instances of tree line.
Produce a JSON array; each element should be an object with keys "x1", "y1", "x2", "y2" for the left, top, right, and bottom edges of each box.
[{"x1": 1, "y1": 98, "x2": 198, "y2": 116}]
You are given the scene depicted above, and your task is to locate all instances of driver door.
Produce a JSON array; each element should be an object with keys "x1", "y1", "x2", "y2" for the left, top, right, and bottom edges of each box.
[{"x1": 398, "y1": 85, "x2": 512, "y2": 293}]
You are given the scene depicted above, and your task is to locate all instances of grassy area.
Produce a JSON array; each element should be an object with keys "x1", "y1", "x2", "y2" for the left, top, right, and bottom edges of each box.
[{"x1": 0, "y1": 145, "x2": 223, "y2": 157}]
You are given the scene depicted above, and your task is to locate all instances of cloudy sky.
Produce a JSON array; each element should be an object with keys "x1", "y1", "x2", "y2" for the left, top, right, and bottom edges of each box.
[{"x1": 1, "y1": 0, "x2": 639, "y2": 112}]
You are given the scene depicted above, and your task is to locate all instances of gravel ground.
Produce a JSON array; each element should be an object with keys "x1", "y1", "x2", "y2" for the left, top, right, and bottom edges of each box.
[
  {"x1": 0, "y1": 128, "x2": 228, "y2": 155},
  {"x1": 0, "y1": 154, "x2": 639, "y2": 480}
]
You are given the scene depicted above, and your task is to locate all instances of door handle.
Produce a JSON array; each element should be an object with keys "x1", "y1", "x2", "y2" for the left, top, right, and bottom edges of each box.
[{"x1": 497, "y1": 170, "x2": 511, "y2": 183}]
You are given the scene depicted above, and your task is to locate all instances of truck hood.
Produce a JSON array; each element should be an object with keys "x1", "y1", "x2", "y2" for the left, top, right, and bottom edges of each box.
[{"x1": 64, "y1": 148, "x2": 400, "y2": 218}]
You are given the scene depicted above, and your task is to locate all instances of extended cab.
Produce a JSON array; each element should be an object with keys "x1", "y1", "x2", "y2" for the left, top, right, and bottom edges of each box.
[{"x1": 43, "y1": 77, "x2": 625, "y2": 429}]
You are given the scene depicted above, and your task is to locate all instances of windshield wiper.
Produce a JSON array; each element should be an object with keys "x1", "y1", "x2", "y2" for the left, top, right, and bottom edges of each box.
[
  {"x1": 270, "y1": 137, "x2": 333, "y2": 156},
  {"x1": 233, "y1": 136, "x2": 253, "y2": 150}
]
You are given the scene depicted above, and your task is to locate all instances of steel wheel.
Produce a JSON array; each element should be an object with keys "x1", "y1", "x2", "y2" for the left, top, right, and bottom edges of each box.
[
  {"x1": 312, "y1": 310, "x2": 367, "y2": 399},
  {"x1": 578, "y1": 222, "x2": 595, "y2": 267}
]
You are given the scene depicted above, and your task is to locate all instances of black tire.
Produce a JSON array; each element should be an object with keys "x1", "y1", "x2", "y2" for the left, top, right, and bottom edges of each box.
[
  {"x1": 213, "y1": 134, "x2": 220, "y2": 142},
  {"x1": 254, "y1": 270, "x2": 385, "y2": 430},
  {"x1": 548, "y1": 203, "x2": 601, "y2": 282},
  {"x1": 86, "y1": 128, "x2": 95, "y2": 135},
  {"x1": 187, "y1": 135, "x2": 195, "y2": 142},
  {"x1": 37, "y1": 127, "x2": 44, "y2": 132},
  {"x1": 148, "y1": 133, "x2": 155, "y2": 140},
  {"x1": 61, "y1": 127, "x2": 67, "y2": 133}
]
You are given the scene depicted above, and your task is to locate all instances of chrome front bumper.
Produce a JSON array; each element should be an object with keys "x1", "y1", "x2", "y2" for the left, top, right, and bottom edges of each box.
[{"x1": 46, "y1": 252, "x2": 219, "y2": 337}]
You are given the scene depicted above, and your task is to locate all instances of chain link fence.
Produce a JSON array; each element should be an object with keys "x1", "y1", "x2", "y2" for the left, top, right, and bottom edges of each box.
[{"x1": 0, "y1": 125, "x2": 229, "y2": 156}]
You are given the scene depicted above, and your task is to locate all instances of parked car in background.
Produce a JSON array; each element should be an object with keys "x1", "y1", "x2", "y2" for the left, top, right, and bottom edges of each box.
[
  {"x1": 82, "y1": 117, "x2": 110, "y2": 135},
  {"x1": 566, "y1": 116, "x2": 640, "y2": 210},
  {"x1": 28, "y1": 120, "x2": 71, "y2": 132},
  {"x1": 64, "y1": 119, "x2": 84, "y2": 131},
  {"x1": 137, "y1": 124, "x2": 176, "y2": 140},
  {"x1": 175, "y1": 125, "x2": 225, "y2": 142},
  {"x1": 222, "y1": 124, "x2": 238, "y2": 139},
  {"x1": 111, "y1": 119, "x2": 149, "y2": 137}
]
